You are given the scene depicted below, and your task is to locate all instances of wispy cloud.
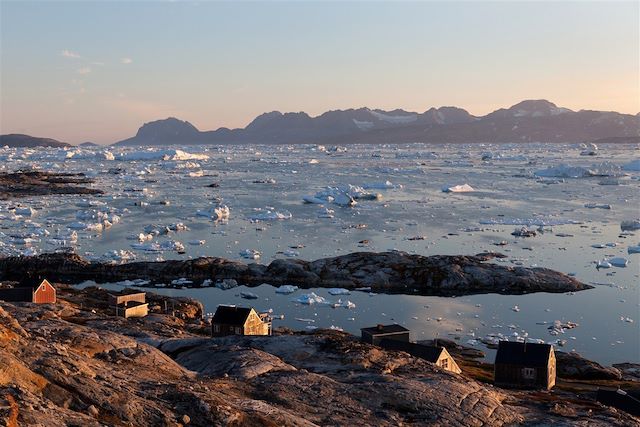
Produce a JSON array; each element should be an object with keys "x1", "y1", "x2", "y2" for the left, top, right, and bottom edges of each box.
[
  {"x1": 121, "y1": 57, "x2": 133, "y2": 64},
  {"x1": 76, "y1": 67, "x2": 92, "y2": 75},
  {"x1": 61, "y1": 49, "x2": 80, "y2": 58}
]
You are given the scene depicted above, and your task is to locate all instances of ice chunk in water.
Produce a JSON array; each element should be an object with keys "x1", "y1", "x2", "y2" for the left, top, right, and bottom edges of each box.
[
  {"x1": 442, "y1": 184, "x2": 474, "y2": 193},
  {"x1": 292, "y1": 292, "x2": 328, "y2": 305}
]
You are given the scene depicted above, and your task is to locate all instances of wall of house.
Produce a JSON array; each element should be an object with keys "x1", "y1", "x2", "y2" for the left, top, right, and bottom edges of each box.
[
  {"x1": 436, "y1": 352, "x2": 462, "y2": 374},
  {"x1": 111, "y1": 293, "x2": 146, "y2": 306},
  {"x1": 243, "y1": 312, "x2": 271, "y2": 335},
  {"x1": 495, "y1": 364, "x2": 550, "y2": 389},
  {"x1": 33, "y1": 281, "x2": 56, "y2": 304},
  {"x1": 123, "y1": 304, "x2": 149, "y2": 319}
]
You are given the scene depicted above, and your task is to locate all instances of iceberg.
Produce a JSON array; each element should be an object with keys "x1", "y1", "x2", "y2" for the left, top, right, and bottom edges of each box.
[
  {"x1": 120, "y1": 149, "x2": 208, "y2": 161},
  {"x1": 250, "y1": 208, "x2": 292, "y2": 221},
  {"x1": 442, "y1": 184, "x2": 474, "y2": 193},
  {"x1": 621, "y1": 219, "x2": 640, "y2": 231},
  {"x1": 275, "y1": 285, "x2": 299, "y2": 294},
  {"x1": 292, "y1": 292, "x2": 328, "y2": 305},
  {"x1": 328, "y1": 288, "x2": 351, "y2": 295}
]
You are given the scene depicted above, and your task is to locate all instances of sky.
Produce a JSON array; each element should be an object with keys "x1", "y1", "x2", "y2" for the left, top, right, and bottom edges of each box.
[{"x1": 1, "y1": 1, "x2": 638, "y2": 144}]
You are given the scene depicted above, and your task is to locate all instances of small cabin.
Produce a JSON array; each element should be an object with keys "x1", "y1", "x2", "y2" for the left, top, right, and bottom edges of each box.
[
  {"x1": 109, "y1": 292, "x2": 148, "y2": 319},
  {"x1": 494, "y1": 341, "x2": 556, "y2": 390},
  {"x1": 211, "y1": 305, "x2": 272, "y2": 337},
  {"x1": 0, "y1": 279, "x2": 56, "y2": 304},
  {"x1": 361, "y1": 324, "x2": 410, "y2": 345},
  {"x1": 379, "y1": 339, "x2": 462, "y2": 374}
]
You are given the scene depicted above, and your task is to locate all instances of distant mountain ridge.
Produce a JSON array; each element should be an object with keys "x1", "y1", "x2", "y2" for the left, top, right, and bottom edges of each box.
[
  {"x1": 114, "y1": 100, "x2": 640, "y2": 146},
  {"x1": 0, "y1": 134, "x2": 71, "y2": 148}
]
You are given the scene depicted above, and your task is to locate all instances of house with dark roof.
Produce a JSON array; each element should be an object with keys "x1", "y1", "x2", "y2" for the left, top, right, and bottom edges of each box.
[
  {"x1": 0, "y1": 279, "x2": 56, "y2": 304},
  {"x1": 361, "y1": 324, "x2": 410, "y2": 345},
  {"x1": 211, "y1": 305, "x2": 272, "y2": 337},
  {"x1": 494, "y1": 341, "x2": 556, "y2": 389},
  {"x1": 379, "y1": 339, "x2": 462, "y2": 374}
]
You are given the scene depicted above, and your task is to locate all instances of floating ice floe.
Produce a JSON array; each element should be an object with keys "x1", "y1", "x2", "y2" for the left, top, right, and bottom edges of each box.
[
  {"x1": 328, "y1": 288, "x2": 351, "y2": 296},
  {"x1": 596, "y1": 260, "x2": 612, "y2": 269},
  {"x1": 240, "y1": 291, "x2": 259, "y2": 300},
  {"x1": 608, "y1": 257, "x2": 629, "y2": 268},
  {"x1": 292, "y1": 292, "x2": 328, "y2": 305},
  {"x1": 584, "y1": 203, "x2": 611, "y2": 210},
  {"x1": 215, "y1": 279, "x2": 238, "y2": 290},
  {"x1": 511, "y1": 227, "x2": 537, "y2": 237},
  {"x1": 275, "y1": 285, "x2": 299, "y2": 294},
  {"x1": 14, "y1": 207, "x2": 36, "y2": 217},
  {"x1": 317, "y1": 207, "x2": 334, "y2": 218},
  {"x1": 534, "y1": 162, "x2": 622, "y2": 178},
  {"x1": 197, "y1": 205, "x2": 230, "y2": 221},
  {"x1": 120, "y1": 149, "x2": 208, "y2": 161},
  {"x1": 480, "y1": 217, "x2": 581, "y2": 226},
  {"x1": 332, "y1": 299, "x2": 356, "y2": 309},
  {"x1": 628, "y1": 245, "x2": 640, "y2": 254},
  {"x1": 362, "y1": 180, "x2": 402, "y2": 190},
  {"x1": 239, "y1": 249, "x2": 261, "y2": 259},
  {"x1": 442, "y1": 184, "x2": 474, "y2": 193},
  {"x1": 621, "y1": 219, "x2": 640, "y2": 231},
  {"x1": 579, "y1": 143, "x2": 598, "y2": 156},
  {"x1": 250, "y1": 208, "x2": 292, "y2": 221},
  {"x1": 99, "y1": 250, "x2": 136, "y2": 263}
]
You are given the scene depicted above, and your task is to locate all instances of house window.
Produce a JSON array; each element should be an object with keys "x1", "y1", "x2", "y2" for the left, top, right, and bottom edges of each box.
[
  {"x1": 213, "y1": 325, "x2": 220, "y2": 333},
  {"x1": 522, "y1": 367, "x2": 536, "y2": 379},
  {"x1": 440, "y1": 359, "x2": 448, "y2": 369}
]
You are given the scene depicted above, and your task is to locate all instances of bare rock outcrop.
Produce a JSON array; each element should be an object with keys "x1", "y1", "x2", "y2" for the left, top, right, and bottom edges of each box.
[
  {"x1": 0, "y1": 290, "x2": 636, "y2": 427},
  {"x1": 0, "y1": 251, "x2": 591, "y2": 296}
]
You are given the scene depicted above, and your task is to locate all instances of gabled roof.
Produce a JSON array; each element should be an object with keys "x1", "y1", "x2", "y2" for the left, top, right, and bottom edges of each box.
[
  {"x1": 379, "y1": 339, "x2": 444, "y2": 362},
  {"x1": 495, "y1": 341, "x2": 552, "y2": 367},
  {"x1": 212, "y1": 306, "x2": 253, "y2": 325},
  {"x1": 361, "y1": 324, "x2": 410, "y2": 335}
]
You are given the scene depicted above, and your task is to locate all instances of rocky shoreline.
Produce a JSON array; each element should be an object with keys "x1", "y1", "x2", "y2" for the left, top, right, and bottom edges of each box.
[
  {"x1": 0, "y1": 171, "x2": 102, "y2": 199},
  {"x1": 0, "y1": 286, "x2": 636, "y2": 426},
  {"x1": 0, "y1": 251, "x2": 591, "y2": 296}
]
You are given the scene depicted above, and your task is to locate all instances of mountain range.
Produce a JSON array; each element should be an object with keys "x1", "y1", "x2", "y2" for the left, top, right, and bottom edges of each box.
[
  {"x1": 114, "y1": 100, "x2": 639, "y2": 146},
  {"x1": 2, "y1": 100, "x2": 638, "y2": 147}
]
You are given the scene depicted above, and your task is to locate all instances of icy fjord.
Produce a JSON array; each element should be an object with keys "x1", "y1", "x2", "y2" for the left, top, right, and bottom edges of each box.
[{"x1": 1, "y1": 142, "x2": 638, "y2": 365}]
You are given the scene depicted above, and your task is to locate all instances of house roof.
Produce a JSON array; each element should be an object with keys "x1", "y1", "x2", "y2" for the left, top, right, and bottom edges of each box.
[
  {"x1": 361, "y1": 324, "x2": 410, "y2": 335},
  {"x1": 495, "y1": 341, "x2": 552, "y2": 367},
  {"x1": 379, "y1": 339, "x2": 444, "y2": 362},
  {"x1": 212, "y1": 306, "x2": 253, "y2": 325}
]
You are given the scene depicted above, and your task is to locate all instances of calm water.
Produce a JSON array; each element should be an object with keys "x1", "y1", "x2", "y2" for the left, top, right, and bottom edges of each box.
[{"x1": 2, "y1": 142, "x2": 639, "y2": 365}]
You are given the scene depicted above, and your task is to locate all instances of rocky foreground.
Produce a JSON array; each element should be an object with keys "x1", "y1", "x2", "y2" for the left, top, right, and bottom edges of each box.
[
  {"x1": 0, "y1": 251, "x2": 591, "y2": 297},
  {"x1": 0, "y1": 287, "x2": 636, "y2": 427},
  {"x1": 0, "y1": 171, "x2": 102, "y2": 199}
]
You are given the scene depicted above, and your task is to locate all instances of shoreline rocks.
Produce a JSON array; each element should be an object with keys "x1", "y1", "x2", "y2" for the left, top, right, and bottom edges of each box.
[
  {"x1": 0, "y1": 251, "x2": 591, "y2": 296},
  {"x1": 0, "y1": 171, "x2": 103, "y2": 199}
]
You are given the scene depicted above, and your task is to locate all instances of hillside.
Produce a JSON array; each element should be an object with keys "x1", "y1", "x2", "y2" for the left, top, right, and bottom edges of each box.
[{"x1": 0, "y1": 134, "x2": 71, "y2": 148}]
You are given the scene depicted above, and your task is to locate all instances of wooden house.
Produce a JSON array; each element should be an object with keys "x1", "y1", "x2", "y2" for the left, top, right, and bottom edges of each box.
[
  {"x1": 109, "y1": 292, "x2": 148, "y2": 319},
  {"x1": 494, "y1": 341, "x2": 556, "y2": 390},
  {"x1": 361, "y1": 324, "x2": 410, "y2": 345},
  {"x1": 0, "y1": 279, "x2": 56, "y2": 304},
  {"x1": 379, "y1": 339, "x2": 462, "y2": 374},
  {"x1": 211, "y1": 305, "x2": 272, "y2": 337}
]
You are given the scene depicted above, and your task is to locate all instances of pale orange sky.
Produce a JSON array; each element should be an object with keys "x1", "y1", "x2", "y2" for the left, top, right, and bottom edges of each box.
[{"x1": 1, "y1": 1, "x2": 638, "y2": 144}]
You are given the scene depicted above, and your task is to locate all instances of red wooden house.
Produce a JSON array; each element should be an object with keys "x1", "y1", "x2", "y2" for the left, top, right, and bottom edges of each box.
[{"x1": 0, "y1": 279, "x2": 56, "y2": 304}]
